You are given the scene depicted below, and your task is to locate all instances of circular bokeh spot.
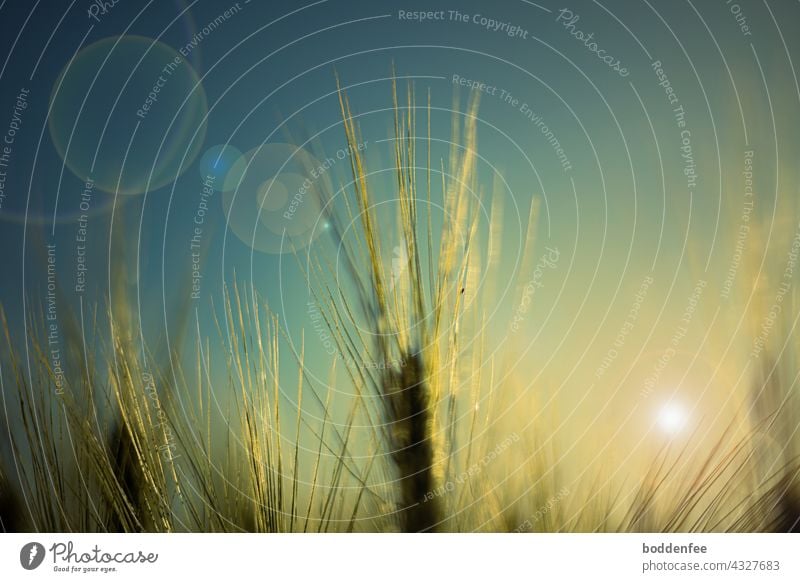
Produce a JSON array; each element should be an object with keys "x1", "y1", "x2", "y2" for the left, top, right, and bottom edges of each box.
[
  {"x1": 257, "y1": 177, "x2": 289, "y2": 212},
  {"x1": 261, "y1": 173, "x2": 316, "y2": 237},
  {"x1": 49, "y1": 35, "x2": 208, "y2": 195},
  {"x1": 199, "y1": 144, "x2": 243, "y2": 189},
  {"x1": 222, "y1": 143, "x2": 330, "y2": 254}
]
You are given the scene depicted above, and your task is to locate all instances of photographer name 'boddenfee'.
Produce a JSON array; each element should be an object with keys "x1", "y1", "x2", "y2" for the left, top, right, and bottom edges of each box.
[{"x1": 643, "y1": 542, "x2": 707, "y2": 554}]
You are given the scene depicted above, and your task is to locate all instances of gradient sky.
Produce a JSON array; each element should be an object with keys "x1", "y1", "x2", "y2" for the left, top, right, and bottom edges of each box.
[{"x1": 1, "y1": 0, "x2": 799, "y2": 487}]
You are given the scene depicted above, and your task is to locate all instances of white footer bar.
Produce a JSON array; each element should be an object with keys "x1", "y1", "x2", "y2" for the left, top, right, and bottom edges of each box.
[{"x1": 1, "y1": 533, "x2": 798, "y2": 581}]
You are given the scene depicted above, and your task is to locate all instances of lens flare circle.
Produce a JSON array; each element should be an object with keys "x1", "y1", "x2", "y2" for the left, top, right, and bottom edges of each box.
[
  {"x1": 221, "y1": 143, "x2": 328, "y2": 254},
  {"x1": 48, "y1": 35, "x2": 208, "y2": 195}
]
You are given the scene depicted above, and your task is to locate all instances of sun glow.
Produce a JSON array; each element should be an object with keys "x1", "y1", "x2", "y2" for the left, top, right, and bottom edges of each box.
[{"x1": 657, "y1": 403, "x2": 689, "y2": 435}]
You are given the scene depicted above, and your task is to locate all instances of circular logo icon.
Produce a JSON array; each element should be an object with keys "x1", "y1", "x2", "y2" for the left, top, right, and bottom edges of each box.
[{"x1": 19, "y1": 542, "x2": 46, "y2": 570}]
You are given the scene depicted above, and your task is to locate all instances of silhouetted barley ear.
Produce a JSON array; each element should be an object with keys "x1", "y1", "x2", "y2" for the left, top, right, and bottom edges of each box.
[
  {"x1": 385, "y1": 351, "x2": 440, "y2": 532},
  {"x1": 749, "y1": 340, "x2": 800, "y2": 532},
  {"x1": 105, "y1": 421, "x2": 145, "y2": 532},
  {"x1": 316, "y1": 76, "x2": 482, "y2": 532},
  {"x1": 773, "y1": 476, "x2": 800, "y2": 533},
  {"x1": 0, "y1": 467, "x2": 23, "y2": 532}
]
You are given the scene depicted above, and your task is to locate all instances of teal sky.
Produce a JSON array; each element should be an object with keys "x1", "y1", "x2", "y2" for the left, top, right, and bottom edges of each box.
[{"x1": 1, "y1": 0, "x2": 799, "y2": 479}]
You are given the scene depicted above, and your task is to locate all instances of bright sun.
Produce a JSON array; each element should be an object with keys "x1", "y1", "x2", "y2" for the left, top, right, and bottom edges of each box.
[{"x1": 657, "y1": 403, "x2": 689, "y2": 435}]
